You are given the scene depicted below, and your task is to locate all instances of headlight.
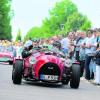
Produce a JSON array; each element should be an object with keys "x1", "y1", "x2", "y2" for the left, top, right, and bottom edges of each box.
[
  {"x1": 29, "y1": 57, "x2": 36, "y2": 64},
  {"x1": 64, "y1": 59, "x2": 72, "y2": 68}
]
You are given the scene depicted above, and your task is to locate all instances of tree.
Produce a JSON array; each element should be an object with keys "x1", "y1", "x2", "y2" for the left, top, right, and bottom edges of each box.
[
  {"x1": 64, "y1": 12, "x2": 91, "y2": 32},
  {"x1": 15, "y1": 29, "x2": 22, "y2": 42},
  {"x1": 42, "y1": 0, "x2": 91, "y2": 35},
  {"x1": 0, "y1": 0, "x2": 12, "y2": 40},
  {"x1": 25, "y1": 0, "x2": 91, "y2": 39}
]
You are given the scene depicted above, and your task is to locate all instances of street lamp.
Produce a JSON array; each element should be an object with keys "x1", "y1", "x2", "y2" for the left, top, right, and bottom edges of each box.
[{"x1": 60, "y1": 24, "x2": 64, "y2": 31}]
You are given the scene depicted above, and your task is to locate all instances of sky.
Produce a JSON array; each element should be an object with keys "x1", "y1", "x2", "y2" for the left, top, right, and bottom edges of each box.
[{"x1": 11, "y1": 0, "x2": 100, "y2": 39}]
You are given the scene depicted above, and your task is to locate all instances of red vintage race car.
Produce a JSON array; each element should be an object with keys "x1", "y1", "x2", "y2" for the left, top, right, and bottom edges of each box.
[
  {"x1": 12, "y1": 46, "x2": 80, "y2": 89},
  {"x1": 0, "y1": 46, "x2": 14, "y2": 65}
]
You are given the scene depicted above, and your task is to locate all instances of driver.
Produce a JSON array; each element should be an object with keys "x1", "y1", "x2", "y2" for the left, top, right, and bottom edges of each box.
[{"x1": 22, "y1": 40, "x2": 33, "y2": 58}]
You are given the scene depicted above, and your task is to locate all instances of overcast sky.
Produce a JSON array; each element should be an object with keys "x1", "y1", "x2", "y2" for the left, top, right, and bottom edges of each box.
[{"x1": 11, "y1": 0, "x2": 100, "y2": 39}]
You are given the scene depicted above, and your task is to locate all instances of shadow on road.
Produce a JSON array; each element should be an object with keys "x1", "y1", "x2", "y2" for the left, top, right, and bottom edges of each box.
[
  {"x1": 23, "y1": 81, "x2": 62, "y2": 88},
  {"x1": 22, "y1": 81, "x2": 74, "y2": 90}
]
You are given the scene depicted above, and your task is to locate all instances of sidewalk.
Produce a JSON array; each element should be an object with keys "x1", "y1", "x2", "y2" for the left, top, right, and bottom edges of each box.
[{"x1": 80, "y1": 77, "x2": 100, "y2": 87}]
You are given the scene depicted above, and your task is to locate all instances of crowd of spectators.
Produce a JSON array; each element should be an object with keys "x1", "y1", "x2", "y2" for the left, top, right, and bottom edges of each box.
[
  {"x1": 25, "y1": 28, "x2": 100, "y2": 86},
  {"x1": 0, "y1": 28, "x2": 100, "y2": 86}
]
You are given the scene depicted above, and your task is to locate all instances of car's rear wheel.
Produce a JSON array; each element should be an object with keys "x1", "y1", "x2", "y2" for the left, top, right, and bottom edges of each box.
[
  {"x1": 12, "y1": 60, "x2": 23, "y2": 84},
  {"x1": 70, "y1": 64, "x2": 80, "y2": 89}
]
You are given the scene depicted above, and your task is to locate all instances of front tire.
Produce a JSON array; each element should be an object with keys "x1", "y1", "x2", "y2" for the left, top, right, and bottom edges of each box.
[
  {"x1": 70, "y1": 64, "x2": 80, "y2": 89},
  {"x1": 12, "y1": 60, "x2": 23, "y2": 84}
]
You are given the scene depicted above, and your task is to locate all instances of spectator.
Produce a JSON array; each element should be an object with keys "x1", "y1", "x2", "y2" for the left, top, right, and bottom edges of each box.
[
  {"x1": 60, "y1": 32, "x2": 74, "y2": 55},
  {"x1": 93, "y1": 43, "x2": 100, "y2": 85},
  {"x1": 89, "y1": 30, "x2": 99, "y2": 79},
  {"x1": 78, "y1": 32, "x2": 86, "y2": 76},
  {"x1": 74, "y1": 31, "x2": 85, "y2": 61},
  {"x1": 84, "y1": 31, "x2": 93, "y2": 80}
]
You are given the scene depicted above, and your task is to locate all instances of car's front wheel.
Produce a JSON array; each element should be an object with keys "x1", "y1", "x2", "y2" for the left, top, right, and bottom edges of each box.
[
  {"x1": 70, "y1": 64, "x2": 80, "y2": 89},
  {"x1": 12, "y1": 60, "x2": 23, "y2": 84}
]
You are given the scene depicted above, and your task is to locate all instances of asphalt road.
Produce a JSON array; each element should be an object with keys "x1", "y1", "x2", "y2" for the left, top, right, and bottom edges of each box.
[{"x1": 0, "y1": 63, "x2": 100, "y2": 100}]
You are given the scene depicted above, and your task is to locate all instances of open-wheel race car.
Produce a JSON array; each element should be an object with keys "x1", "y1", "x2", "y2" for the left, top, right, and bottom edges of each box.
[
  {"x1": 12, "y1": 46, "x2": 80, "y2": 89},
  {"x1": 0, "y1": 46, "x2": 14, "y2": 65}
]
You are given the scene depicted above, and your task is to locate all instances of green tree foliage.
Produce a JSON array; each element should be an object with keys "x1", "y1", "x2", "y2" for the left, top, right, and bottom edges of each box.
[
  {"x1": 0, "y1": 0, "x2": 12, "y2": 40},
  {"x1": 25, "y1": 0, "x2": 91, "y2": 39},
  {"x1": 15, "y1": 29, "x2": 22, "y2": 42},
  {"x1": 24, "y1": 27, "x2": 42, "y2": 41},
  {"x1": 64, "y1": 12, "x2": 91, "y2": 32}
]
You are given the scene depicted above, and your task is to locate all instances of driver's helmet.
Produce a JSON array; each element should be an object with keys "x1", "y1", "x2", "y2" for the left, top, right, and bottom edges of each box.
[{"x1": 24, "y1": 40, "x2": 33, "y2": 50}]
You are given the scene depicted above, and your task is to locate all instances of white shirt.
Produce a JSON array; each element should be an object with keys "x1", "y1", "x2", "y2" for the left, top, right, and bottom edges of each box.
[
  {"x1": 60, "y1": 37, "x2": 70, "y2": 49},
  {"x1": 84, "y1": 37, "x2": 93, "y2": 54}
]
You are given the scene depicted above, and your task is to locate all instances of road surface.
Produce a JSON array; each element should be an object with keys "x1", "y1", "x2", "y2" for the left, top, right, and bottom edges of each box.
[{"x1": 0, "y1": 64, "x2": 100, "y2": 100}]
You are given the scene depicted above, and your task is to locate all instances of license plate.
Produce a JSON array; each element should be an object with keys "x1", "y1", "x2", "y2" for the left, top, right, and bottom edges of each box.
[{"x1": 40, "y1": 75, "x2": 58, "y2": 81}]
